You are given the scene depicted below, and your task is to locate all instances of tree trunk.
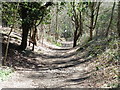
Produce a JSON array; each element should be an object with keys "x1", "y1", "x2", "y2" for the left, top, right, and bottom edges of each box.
[
  {"x1": 72, "y1": 2, "x2": 83, "y2": 47},
  {"x1": 3, "y1": 26, "x2": 13, "y2": 66},
  {"x1": 94, "y1": 2, "x2": 101, "y2": 36},
  {"x1": 29, "y1": 28, "x2": 32, "y2": 46},
  {"x1": 76, "y1": 12, "x2": 83, "y2": 41},
  {"x1": 20, "y1": 23, "x2": 29, "y2": 50},
  {"x1": 73, "y1": 12, "x2": 83, "y2": 48},
  {"x1": 89, "y1": 2, "x2": 94, "y2": 40},
  {"x1": 73, "y1": 38, "x2": 77, "y2": 47},
  {"x1": 94, "y1": 2, "x2": 101, "y2": 29},
  {"x1": 32, "y1": 26, "x2": 37, "y2": 51},
  {"x1": 118, "y1": 1, "x2": 120, "y2": 37},
  {"x1": 73, "y1": 29, "x2": 78, "y2": 47},
  {"x1": 19, "y1": 3, "x2": 30, "y2": 50},
  {"x1": 55, "y1": 2, "x2": 59, "y2": 41},
  {"x1": 106, "y1": 2, "x2": 115, "y2": 37}
]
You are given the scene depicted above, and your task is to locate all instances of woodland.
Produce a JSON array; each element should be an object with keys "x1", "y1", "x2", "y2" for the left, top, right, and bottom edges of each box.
[{"x1": 0, "y1": 1, "x2": 120, "y2": 88}]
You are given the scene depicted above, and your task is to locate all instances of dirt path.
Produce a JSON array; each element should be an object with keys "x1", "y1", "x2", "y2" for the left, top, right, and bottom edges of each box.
[
  {"x1": 0, "y1": 41, "x2": 98, "y2": 88},
  {"x1": 0, "y1": 27, "x2": 119, "y2": 89}
]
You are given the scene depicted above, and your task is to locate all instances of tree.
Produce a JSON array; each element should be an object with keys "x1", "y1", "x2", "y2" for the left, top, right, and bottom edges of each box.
[
  {"x1": 88, "y1": 2, "x2": 101, "y2": 40},
  {"x1": 55, "y1": 2, "x2": 59, "y2": 40},
  {"x1": 19, "y1": 2, "x2": 53, "y2": 50},
  {"x1": 2, "y1": 2, "x2": 19, "y2": 65},
  {"x1": 68, "y1": 2, "x2": 86, "y2": 47},
  {"x1": 118, "y1": 1, "x2": 120, "y2": 37},
  {"x1": 105, "y1": 2, "x2": 115, "y2": 36}
]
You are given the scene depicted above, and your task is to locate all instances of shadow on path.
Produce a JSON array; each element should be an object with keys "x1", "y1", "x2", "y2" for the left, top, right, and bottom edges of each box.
[{"x1": 66, "y1": 76, "x2": 90, "y2": 82}]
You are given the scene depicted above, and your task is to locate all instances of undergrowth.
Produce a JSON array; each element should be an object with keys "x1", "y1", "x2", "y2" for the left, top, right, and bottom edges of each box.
[
  {"x1": 46, "y1": 35, "x2": 62, "y2": 47},
  {"x1": 78, "y1": 34, "x2": 120, "y2": 88},
  {"x1": 53, "y1": 41, "x2": 62, "y2": 47},
  {"x1": 0, "y1": 67, "x2": 14, "y2": 81}
]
